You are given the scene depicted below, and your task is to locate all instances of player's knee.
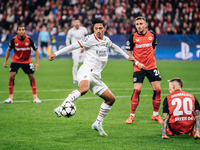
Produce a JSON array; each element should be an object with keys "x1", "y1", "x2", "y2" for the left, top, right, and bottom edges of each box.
[
  {"x1": 9, "y1": 75, "x2": 16, "y2": 80},
  {"x1": 79, "y1": 86, "x2": 89, "y2": 95},
  {"x1": 28, "y1": 75, "x2": 35, "y2": 80},
  {"x1": 106, "y1": 96, "x2": 116, "y2": 106}
]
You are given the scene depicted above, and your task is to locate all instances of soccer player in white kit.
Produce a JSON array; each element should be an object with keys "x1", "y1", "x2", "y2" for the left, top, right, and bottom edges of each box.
[
  {"x1": 66, "y1": 19, "x2": 88, "y2": 84},
  {"x1": 49, "y1": 18, "x2": 136, "y2": 137}
]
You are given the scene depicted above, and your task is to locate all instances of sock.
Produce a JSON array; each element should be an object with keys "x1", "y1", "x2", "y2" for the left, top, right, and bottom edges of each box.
[
  {"x1": 153, "y1": 111, "x2": 158, "y2": 116},
  {"x1": 61, "y1": 90, "x2": 81, "y2": 106},
  {"x1": 95, "y1": 102, "x2": 111, "y2": 126},
  {"x1": 152, "y1": 89, "x2": 161, "y2": 113},
  {"x1": 30, "y1": 78, "x2": 37, "y2": 99},
  {"x1": 8, "y1": 78, "x2": 14, "y2": 99},
  {"x1": 130, "y1": 89, "x2": 141, "y2": 114},
  {"x1": 130, "y1": 113, "x2": 135, "y2": 117}
]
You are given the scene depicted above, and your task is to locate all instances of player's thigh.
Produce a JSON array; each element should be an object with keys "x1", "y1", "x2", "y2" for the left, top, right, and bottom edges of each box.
[
  {"x1": 9, "y1": 63, "x2": 20, "y2": 75},
  {"x1": 146, "y1": 68, "x2": 162, "y2": 84},
  {"x1": 133, "y1": 70, "x2": 146, "y2": 84},
  {"x1": 78, "y1": 80, "x2": 90, "y2": 94},
  {"x1": 21, "y1": 63, "x2": 35, "y2": 74}
]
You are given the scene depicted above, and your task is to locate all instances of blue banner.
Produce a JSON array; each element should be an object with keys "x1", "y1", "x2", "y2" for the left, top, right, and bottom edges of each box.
[{"x1": 0, "y1": 34, "x2": 200, "y2": 60}]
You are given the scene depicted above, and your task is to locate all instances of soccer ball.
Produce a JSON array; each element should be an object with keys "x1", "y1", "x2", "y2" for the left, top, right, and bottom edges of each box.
[{"x1": 60, "y1": 101, "x2": 76, "y2": 117}]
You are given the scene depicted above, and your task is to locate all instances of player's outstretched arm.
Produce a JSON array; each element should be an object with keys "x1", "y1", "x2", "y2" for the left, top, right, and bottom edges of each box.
[
  {"x1": 194, "y1": 110, "x2": 200, "y2": 139},
  {"x1": 162, "y1": 113, "x2": 169, "y2": 139},
  {"x1": 4, "y1": 47, "x2": 11, "y2": 68},
  {"x1": 49, "y1": 42, "x2": 81, "y2": 61}
]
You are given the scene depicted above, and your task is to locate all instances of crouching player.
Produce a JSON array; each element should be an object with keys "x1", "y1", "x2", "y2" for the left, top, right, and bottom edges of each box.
[{"x1": 162, "y1": 78, "x2": 200, "y2": 139}]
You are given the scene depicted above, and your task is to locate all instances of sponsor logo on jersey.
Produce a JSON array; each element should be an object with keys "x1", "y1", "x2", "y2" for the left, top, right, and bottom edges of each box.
[
  {"x1": 148, "y1": 36, "x2": 153, "y2": 40},
  {"x1": 135, "y1": 43, "x2": 152, "y2": 48},
  {"x1": 25, "y1": 42, "x2": 29, "y2": 46}
]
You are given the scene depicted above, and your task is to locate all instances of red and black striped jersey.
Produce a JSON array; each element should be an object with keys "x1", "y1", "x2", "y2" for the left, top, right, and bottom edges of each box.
[{"x1": 9, "y1": 35, "x2": 37, "y2": 64}]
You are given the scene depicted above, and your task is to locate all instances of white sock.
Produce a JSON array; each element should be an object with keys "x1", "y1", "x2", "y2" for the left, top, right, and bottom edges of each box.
[
  {"x1": 153, "y1": 111, "x2": 158, "y2": 116},
  {"x1": 95, "y1": 102, "x2": 111, "y2": 126},
  {"x1": 61, "y1": 90, "x2": 81, "y2": 106},
  {"x1": 130, "y1": 113, "x2": 135, "y2": 117}
]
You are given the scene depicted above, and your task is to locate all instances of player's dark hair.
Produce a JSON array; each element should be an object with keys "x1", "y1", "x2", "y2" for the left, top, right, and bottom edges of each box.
[
  {"x1": 17, "y1": 25, "x2": 25, "y2": 30},
  {"x1": 168, "y1": 78, "x2": 183, "y2": 88},
  {"x1": 135, "y1": 16, "x2": 146, "y2": 22},
  {"x1": 92, "y1": 18, "x2": 106, "y2": 27}
]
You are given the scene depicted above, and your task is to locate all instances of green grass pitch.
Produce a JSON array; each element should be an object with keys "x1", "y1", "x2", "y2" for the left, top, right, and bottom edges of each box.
[{"x1": 0, "y1": 58, "x2": 200, "y2": 150}]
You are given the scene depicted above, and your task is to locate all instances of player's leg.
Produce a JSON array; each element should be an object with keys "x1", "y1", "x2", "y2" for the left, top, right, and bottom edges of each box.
[
  {"x1": 147, "y1": 68, "x2": 162, "y2": 124},
  {"x1": 92, "y1": 88, "x2": 115, "y2": 137},
  {"x1": 54, "y1": 80, "x2": 90, "y2": 117},
  {"x1": 126, "y1": 71, "x2": 145, "y2": 124},
  {"x1": 28, "y1": 73, "x2": 41, "y2": 103},
  {"x1": 4, "y1": 63, "x2": 19, "y2": 103},
  {"x1": 72, "y1": 50, "x2": 80, "y2": 84}
]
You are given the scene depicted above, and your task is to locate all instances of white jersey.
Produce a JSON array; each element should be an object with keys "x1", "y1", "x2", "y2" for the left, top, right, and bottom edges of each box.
[
  {"x1": 78, "y1": 34, "x2": 113, "y2": 77},
  {"x1": 54, "y1": 33, "x2": 129, "y2": 79},
  {"x1": 66, "y1": 26, "x2": 88, "y2": 45}
]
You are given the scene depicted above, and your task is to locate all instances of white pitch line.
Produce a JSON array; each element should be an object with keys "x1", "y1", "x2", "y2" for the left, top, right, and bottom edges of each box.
[
  {"x1": 0, "y1": 92, "x2": 200, "y2": 104},
  {"x1": 0, "y1": 88, "x2": 200, "y2": 94}
]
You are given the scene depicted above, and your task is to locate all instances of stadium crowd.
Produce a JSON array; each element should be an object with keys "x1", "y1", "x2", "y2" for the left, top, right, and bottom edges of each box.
[{"x1": 0, "y1": 0, "x2": 200, "y2": 38}]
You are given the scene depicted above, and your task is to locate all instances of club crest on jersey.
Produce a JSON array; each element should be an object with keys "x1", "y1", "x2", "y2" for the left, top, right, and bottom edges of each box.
[
  {"x1": 136, "y1": 39, "x2": 139, "y2": 42},
  {"x1": 25, "y1": 42, "x2": 29, "y2": 46},
  {"x1": 15, "y1": 43, "x2": 19, "y2": 46},
  {"x1": 148, "y1": 36, "x2": 153, "y2": 40}
]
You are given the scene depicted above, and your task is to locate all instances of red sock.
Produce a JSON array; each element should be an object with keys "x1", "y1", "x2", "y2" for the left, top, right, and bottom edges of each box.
[
  {"x1": 130, "y1": 89, "x2": 141, "y2": 114},
  {"x1": 152, "y1": 89, "x2": 161, "y2": 112},
  {"x1": 30, "y1": 78, "x2": 37, "y2": 99},
  {"x1": 9, "y1": 78, "x2": 14, "y2": 99}
]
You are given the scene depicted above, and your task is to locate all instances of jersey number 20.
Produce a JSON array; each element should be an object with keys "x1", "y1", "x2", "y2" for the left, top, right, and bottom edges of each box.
[{"x1": 172, "y1": 98, "x2": 193, "y2": 116}]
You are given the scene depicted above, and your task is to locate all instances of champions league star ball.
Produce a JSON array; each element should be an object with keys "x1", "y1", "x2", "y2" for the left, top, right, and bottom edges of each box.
[{"x1": 60, "y1": 101, "x2": 76, "y2": 117}]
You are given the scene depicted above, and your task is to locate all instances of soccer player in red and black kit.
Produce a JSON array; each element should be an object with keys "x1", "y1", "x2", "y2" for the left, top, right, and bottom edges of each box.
[
  {"x1": 3, "y1": 25, "x2": 41, "y2": 103},
  {"x1": 162, "y1": 78, "x2": 200, "y2": 139},
  {"x1": 126, "y1": 16, "x2": 162, "y2": 124}
]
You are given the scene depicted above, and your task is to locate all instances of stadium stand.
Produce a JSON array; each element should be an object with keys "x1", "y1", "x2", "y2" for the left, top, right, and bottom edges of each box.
[{"x1": 0, "y1": 0, "x2": 200, "y2": 36}]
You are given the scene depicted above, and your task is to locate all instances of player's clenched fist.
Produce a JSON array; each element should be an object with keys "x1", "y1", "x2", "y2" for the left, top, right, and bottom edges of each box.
[{"x1": 49, "y1": 54, "x2": 56, "y2": 61}]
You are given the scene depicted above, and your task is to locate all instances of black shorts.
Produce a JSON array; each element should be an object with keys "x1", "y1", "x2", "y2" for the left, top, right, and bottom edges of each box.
[
  {"x1": 133, "y1": 68, "x2": 162, "y2": 83},
  {"x1": 41, "y1": 42, "x2": 48, "y2": 48},
  {"x1": 10, "y1": 63, "x2": 35, "y2": 74}
]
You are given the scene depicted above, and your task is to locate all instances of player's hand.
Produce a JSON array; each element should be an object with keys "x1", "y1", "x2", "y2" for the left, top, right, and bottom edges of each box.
[
  {"x1": 34, "y1": 62, "x2": 39, "y2": 71},
  {"x1": 128, "y1": 56, "x2": 135, "y2": 62},
  {"x1": 161, "y1": 135, "x2": 169, "y2": 139},
  {"x1": 194, "y1": 133, "x2": 200, "y2": 139},
  {"x1": 49, "y1": 54, "x2": 56, "y2": 61},
  {"x1": 137, "y1": 62, "x2": 146, "y2": 70},
  {"x1": 81, "y1": 48, "x2": 84, "y2": 53},
  {"x1": 4, "y1": 62, "x2": 8, "y2": 68}
]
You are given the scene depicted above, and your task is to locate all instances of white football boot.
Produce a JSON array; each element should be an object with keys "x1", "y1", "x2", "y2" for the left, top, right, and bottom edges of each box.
[
  {"x1": 54, "y1": 106, "x2": 62, "y2": 118},
  {"x1": 33, "y1": 97, "x2": 42, "y2": 103},
  {"x1": 4, "y1": 98, "x2": 13, "y2": 103},
  {"x1": 91, "y1": 123, "x2": 108, "y2": 137}
]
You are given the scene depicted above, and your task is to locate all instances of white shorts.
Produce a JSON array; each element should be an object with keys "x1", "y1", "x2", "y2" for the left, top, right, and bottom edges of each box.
[
  {"x1": 72, "y1": 48, "x2": 85, "y2": 64},
  {"x1": 77, "y1": 65, "x2": 108, "y2": 96}
]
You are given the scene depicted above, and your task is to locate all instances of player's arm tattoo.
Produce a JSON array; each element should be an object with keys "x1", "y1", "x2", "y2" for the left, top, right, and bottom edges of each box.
[
  {"x1": 162, "y1": 113, "x2": 169, "y2": 136},
  {"x1": 195, "y1": 110, "x2": 199, "y2": 133}
]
